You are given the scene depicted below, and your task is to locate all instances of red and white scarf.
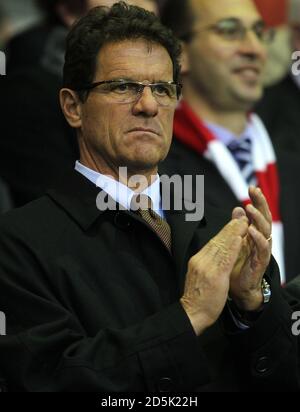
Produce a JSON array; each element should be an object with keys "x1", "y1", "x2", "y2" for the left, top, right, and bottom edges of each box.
[{"x1": 174, "y1": 100, "x2": 285, "y2": 283}]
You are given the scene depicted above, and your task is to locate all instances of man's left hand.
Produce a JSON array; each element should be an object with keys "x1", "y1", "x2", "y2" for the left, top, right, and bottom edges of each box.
[{"x1": 229, "y1": 187, "x2": 272, "y2": 312}]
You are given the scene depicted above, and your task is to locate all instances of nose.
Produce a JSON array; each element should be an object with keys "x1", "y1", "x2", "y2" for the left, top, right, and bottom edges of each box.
[
  {"x1": 238, "y1": 30, "x2": 267, "y2": 62},
  {"x1": 132, "y1": 86, "x2": 159, "y2": 117}
]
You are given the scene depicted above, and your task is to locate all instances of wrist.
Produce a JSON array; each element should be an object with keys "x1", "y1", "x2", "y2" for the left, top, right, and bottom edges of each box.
[
  {"x1": 227, "y1": 299, "x2": 264, "y2": 327},
  {"x1": 231, "y1": 291, "x2": 264, "y2": 312},
  {"x1": 180, "y1": 299, "x2": 214, "y2": 336},
  {"x1": 188, "y1": 314, "x2": 211, "y2": 336},
  {"x1": 228, "y1": 278, "x2": 271, "y2": 325},
  {"x1": 229, "y1": 278, "x2": 271, "y2": 312}
]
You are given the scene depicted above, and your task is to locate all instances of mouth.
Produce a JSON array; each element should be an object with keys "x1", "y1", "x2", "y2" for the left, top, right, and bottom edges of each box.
[
  {"x1": 127, "y1": 127, "x2": 160, "y2": 136},
  {"x1": 233, "y1": 66, "x2": 261, "y2": 81}
]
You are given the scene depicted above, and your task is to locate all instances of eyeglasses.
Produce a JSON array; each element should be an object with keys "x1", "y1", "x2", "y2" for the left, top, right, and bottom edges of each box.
[
  {"x1": 185, "y1": 18, "x2": 275, "y2": 44},
  {"x1": 77, "y1": 80, "x2": 182, "y2": 107}
]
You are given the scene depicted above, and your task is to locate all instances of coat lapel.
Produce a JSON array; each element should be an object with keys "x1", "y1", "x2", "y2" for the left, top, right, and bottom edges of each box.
[
  {"x1": 166, "y1": 208, "x2": 204, "y2": 282},
  {"x1": 47, "y1": 170, "x2": 106, "y2": 231},
  {"x1": 165, "y1": 194, "x2": 228, "y2": 292}
]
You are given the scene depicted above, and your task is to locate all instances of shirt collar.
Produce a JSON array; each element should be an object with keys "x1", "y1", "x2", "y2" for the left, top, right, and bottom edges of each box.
[
  {"x1": 75, "y1": 161, "x2": 162, "y2": 215},
  {"x1": 205, "y1": 121, "x2": 253, "y2": 147}
]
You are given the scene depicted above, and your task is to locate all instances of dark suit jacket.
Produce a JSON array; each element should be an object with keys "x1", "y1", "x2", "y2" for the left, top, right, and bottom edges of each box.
[
  {"x1": 160, "y1": 139, "x2": 300, "y2": 283},
  {"x1": 256, "y1": 75, "x2": 300, "y2": 155},
  {"x1": 0, "y1": 170, "x2": 298, "y2": 392}
]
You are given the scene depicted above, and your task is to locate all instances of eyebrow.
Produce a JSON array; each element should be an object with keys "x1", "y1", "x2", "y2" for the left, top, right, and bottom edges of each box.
[{"x1": 216, "y1": 17, "x2": 266, "y2": 26}]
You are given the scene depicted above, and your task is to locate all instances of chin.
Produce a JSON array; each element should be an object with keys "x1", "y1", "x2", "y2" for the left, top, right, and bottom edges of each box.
[
  {"x1": 131, "y1": 147, "x2": 166, "y2": 168},
  {"x1": 117, "y1": 153, "x2": 156, "y2": 172},
  {"x1": 129, "y1": 158, "x2": 160, "y2": 172},
  {"x1": 240, "y1": 84, "x2": 263, "y2": 100},
  {"x1": 233, "y1": 89, "x2": 262, "y2": 109}
]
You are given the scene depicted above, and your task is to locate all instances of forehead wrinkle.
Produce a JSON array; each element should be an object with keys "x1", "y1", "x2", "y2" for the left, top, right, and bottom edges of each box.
[
  {"x1": 100, "y1": 65, "x2": 173, "y2": 82},
  {"x1": 95, "y1": 41, "x2": 173, "y2": 82}
]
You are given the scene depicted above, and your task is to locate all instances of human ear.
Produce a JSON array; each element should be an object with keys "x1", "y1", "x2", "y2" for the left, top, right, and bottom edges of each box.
[{"x1": 59, "y1": 88, "x2": 83, "y2": 129}]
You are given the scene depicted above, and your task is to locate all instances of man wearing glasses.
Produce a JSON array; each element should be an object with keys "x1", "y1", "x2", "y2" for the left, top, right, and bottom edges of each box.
[
  {"x1": 161, "y1": 0, "x2": 300, "y2": 286},
  {"x1": 0, "y1": 2, "x2": 299, "y2": 392}
]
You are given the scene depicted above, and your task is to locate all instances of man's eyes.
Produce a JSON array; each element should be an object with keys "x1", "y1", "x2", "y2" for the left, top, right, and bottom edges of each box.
[
  {"x1": 216, "y1": 21, "x2": 267, "y2": 39},
  {"x1": 109, "y1": 83, "x2": 134, "y2": 93},
  {"x1": 153, "y1": 85, "x2": 171, "y2": 96},
  {"x1": 218, "y1": 24, "x2": 240, "y2": 36},
  {"x1": 253, "y1": 25, "x2": 266, "y2": 38},
  {"x1": 107, "y1": 83, "x2": 172, "y2": 96}
]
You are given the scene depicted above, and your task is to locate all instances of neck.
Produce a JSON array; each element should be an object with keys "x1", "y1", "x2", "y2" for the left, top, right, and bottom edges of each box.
[
  {"x1": 183, "y1": 84, "x2": 248, "y2": 136},
  {"x1": 79, "y1": 139, "x2": 158, "y2": 192}
]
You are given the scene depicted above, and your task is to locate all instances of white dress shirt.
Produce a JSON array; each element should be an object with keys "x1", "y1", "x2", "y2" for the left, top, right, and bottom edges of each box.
[{"x1": 75, "y1": 161, "x2": 164, "y2": 218}]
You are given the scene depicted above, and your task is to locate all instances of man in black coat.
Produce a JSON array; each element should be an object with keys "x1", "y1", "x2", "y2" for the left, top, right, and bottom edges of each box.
[
  {"x1": 161, "y1": 0, "x2": 300, "y2": 283},
  {"x1": 0, "y1": 3, "x2": 299, "y2": 392}
]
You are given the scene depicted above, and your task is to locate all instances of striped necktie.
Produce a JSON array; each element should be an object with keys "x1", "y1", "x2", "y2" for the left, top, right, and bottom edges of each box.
[
  {"x1": 131, "y1": 194, "x2": 172, "y2": 253},
  {"x1": 228, "y1": 137, "x2": 256, "y2": 186}
]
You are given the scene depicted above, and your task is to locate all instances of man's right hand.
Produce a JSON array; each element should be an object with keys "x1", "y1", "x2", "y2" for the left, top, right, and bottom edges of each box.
[{"x1": 180, "y1": 217, "x2": 248, "y2": 336}]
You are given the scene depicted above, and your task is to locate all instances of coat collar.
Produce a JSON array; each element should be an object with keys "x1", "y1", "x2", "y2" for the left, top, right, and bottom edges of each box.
[{"x1": 47, "y1": 170, "x2": 106, "y2": 231}]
